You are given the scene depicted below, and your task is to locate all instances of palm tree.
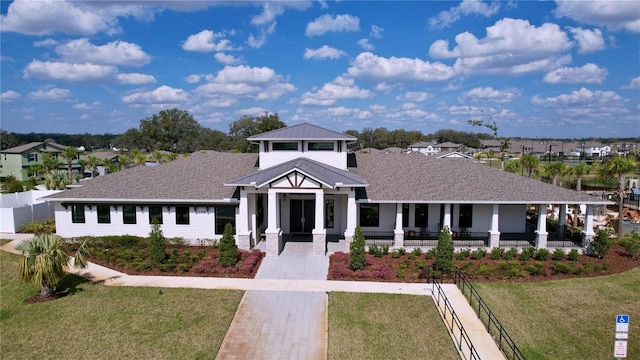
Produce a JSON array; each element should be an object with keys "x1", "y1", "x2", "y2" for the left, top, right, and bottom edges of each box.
[
  {"x1": 16, "y1": 234, "x2": 89, "y2": 297},
  {"x1": 599, "y1": 156, "x2": 638, "y2": 239},
  {"x1": 572, "y1": 162, "x2": 590, "y2": 192},
  {"x1": 41, "y1": 153, "x2": 62, "y2": 174},
  {"x1": 520, "y1": 153, "x2": 540, "y2": 178},
  {"x1": 150, "y1": 151, "x2": 165, "y2": 164},
  {"x1": 44, "y1": 170, "x2": 71, "y2": 190},
  {"x1": 60, "y1": 146, "x2": 79, "y2": 182},
  {"x1": 130, "y1": 149, "x2": 147, "y2": 167},
  {"x1": 86, "y1": 155, "x2": 101, "y2": 178},
  {"x1": 543, "y1": 161, "x2": 569, "y2": 186}
]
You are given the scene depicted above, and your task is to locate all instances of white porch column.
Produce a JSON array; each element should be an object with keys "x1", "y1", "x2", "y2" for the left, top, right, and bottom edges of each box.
[
  {"x1": 312, "y1": 190, "x2": 326, "y2": 256},
  {"x1": 558, "y1": 204, "x2": 567, "y2": 226},
  {"x1": 442, "y1": 203, "x2": 452, "y2": 229},
  {"x1": 344, "y1": 190, "x2": 357, "y2": 253},
  {"x1": 236, "y1": 189, "x2": 251, "y2": 250},
  {"x1": 488, "y1": 204, "x2": 500, "y2": 249},
  {"x1": 582, "y1": 204, "x2": 596, "y2": 247},
  {"x1": 536, "y1": 204, "x2": 548, "y2": 248},
  {"x1": 394, "y1": 203, "x2": 404, "y2": 248},
  {"x1": 265, "y1": 189, "x2": 282, "y2": 256}
]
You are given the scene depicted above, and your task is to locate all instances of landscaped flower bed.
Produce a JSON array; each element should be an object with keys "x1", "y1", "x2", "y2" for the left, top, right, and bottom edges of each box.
[
  {"x1": 328, "y1": 244, "x2": 639, "y2": 283},
  {"x1": 65, "y1": 235, "x2": 264, "y2": 278}
]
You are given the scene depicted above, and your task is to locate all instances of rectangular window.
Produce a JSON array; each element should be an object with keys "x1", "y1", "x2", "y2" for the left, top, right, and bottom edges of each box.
[
  {"x1": 272, "y1": 142, "x2": 298, "y2": 151},
  {"x1": 359, "y1": 204, "x2": 379, "y2": 227},
  {"x1": 402, "y1": 203, "x2": 409, "y2": 227},
  {"x1": 325, "y1": 199, "x2": 334, "y2": 228},
  {"x1": 215, "y1": 206, "x2": 236, "y2": 234},
  {"x1": 459, "y1": 204, "x2": 473, "y2": 228},
  {"x1": 308, "y1": 142, "x2": 334, "y2": 151},
  {"x1": 149, "y1": 205, "x2": 163, "y2": 224},
  {"x1": 27, "y1": 153, "x2": 38, "y2": 162},
  {"x1": 176, "y1": 206, "x2": 190, "y2": 225},
  {"x1": 71, "y1": 205, "x2": 85, "y2": 223},
  {"x1": 415, "y1": 204, "x2": 429, "y2": 228},
  {"x1": 97, "y1": 205, "x2": 110, "y2": 224},
  {"x1": 123, "y1": 205, "x2": 136, "y2": 224}
]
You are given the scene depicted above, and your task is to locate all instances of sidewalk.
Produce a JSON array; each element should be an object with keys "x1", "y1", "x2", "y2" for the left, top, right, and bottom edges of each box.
[{"x1": 1, "y1": 234, "x2": 505, "y2": 360}]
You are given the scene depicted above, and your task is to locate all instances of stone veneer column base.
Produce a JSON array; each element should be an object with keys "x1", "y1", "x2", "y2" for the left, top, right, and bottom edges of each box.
[
  {"x1": 344, "y1": 235, "x2": 353, "y2": 253},
  {"x1": 535, "y1": 232, "x2": 548, "y2": 249},
  {"x1": 394, "y1": 231, "x2": 404, "y2": 249},
  {"x1": 312, "y1": 233, "x2": 326, "y2": 256},
  {"x1": 236, "y1": 233, "x2": 251, "y2": 251},
  {"x1": 488, "y1": 232, "x2": 500, "y2": 250},
  {"x1": 265, "y1": 232, "x2": 281, "y2": 257}
]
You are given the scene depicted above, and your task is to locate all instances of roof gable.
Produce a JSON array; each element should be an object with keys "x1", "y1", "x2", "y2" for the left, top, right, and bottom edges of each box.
[
  {"x1": 248, "y1": 123, "x2": 356, "y2": 141},
  {"x1": 2, "y1": 141, "x2": 67, "y2": 154}
]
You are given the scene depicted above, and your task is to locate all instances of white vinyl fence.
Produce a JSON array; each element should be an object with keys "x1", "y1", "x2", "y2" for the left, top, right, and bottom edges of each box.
[{"x1": 0, "y1": 190, "x2": 61, "y2": 233}]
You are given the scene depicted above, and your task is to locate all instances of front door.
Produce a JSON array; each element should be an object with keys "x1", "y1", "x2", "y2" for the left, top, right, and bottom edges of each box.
[{"x1": 290, "y1": 199, "x2": 315, "y2": 233}]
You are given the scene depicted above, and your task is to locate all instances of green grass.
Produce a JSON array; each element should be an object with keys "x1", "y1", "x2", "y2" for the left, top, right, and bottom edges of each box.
[
  {"x1": 474, "y1": 267, "x2": 640, "y2": 360},
  {"x1": 0, "y1": 251, "x2": 243, "y2": 360},
  {"x1": 328, "y1": 292, "x2": 459, "y2": 360}
]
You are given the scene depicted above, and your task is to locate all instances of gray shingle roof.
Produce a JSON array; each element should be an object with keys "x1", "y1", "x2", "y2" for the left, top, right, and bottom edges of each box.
[
  {"x1": 350, "y1": 152, "x2": 609, "y2": 204},
  {"x1": 248, "y1": 123, "x2": 356, "y2": 141},
  {"x1": 226, "y1": 157, "x2": 367, "y2": 188},
  {"x1": 2, "y1": 141, "x2": 67, "y2": 154}
]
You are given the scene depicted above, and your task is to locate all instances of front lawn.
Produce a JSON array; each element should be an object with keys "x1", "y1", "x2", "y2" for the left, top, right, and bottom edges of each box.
[
  {"x1": 0, "y1": 251, "x2": 243, "y2": 360},
  {"x1": 474, "y1": 267, "x2": 640, "y2": 360},
  {"x1": 328, "y1": 292, "x2": 459, "y2": 360}
]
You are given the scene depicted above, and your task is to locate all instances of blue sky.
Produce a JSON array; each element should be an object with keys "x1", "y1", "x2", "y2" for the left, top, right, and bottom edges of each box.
[{"x1": 1, "y1": 0, "x2": 639, "y2": 138}]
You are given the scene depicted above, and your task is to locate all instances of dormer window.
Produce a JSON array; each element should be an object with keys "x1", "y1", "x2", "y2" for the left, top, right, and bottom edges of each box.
[
  {"x1": 272, "y1": 142, "x2": 298, "y2": 151},
  {"x1": 308, "y1": 142, "x2": 334, "y2": 151}
]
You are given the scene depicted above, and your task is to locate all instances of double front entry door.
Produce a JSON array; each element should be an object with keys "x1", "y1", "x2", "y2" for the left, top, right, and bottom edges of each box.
[{"x1": 290, "y1": 199, "x2": 315, "y2": 234}]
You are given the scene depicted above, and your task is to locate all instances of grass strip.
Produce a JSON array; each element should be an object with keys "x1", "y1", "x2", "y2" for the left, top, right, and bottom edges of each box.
[{"x1": 328, "y1": 292, "x2": 460, "y2": 360}]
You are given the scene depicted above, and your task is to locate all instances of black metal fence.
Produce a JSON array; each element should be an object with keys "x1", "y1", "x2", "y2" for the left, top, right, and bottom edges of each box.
[
  {"x1": 452, "y1": 269, "x2": 526, "y2": 360},
  {"x1": 362, "y1": 231, "x2": 394, "y2": 246},
  {"x1": 431, "y1": 279, "x2": 481, "y2": 360}
]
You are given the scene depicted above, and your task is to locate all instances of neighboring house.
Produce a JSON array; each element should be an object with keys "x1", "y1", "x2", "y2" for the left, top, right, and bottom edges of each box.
[
  {"x1": 80, "y1": 151, "x2": 119, "y2": 177},
  {"x1": 570, "y1": 143, "x2": 611, "y2": 157},
  {"x1": 407, "y1": 141, "x2": 440, "y2": 156},
  {"x1": 0, "y1": 140, "x2": 81, "y2": 181},
  {"x1": 44, "y1": 123, "x2": 611, "y2": 257}
]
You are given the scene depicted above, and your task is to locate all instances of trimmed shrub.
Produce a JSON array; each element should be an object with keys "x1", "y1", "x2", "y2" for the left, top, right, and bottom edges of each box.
[
  {"x1": 349, "y1": 226, "x2": 366, "y2": 271},
  {"x1": 424, "y1": 248, "x2": 437, "y2": 259},
  {"x1": 586, "y1": 229, "x2": 612, "y2": 259},
  {"x1": 525, "y1": 261, "x2": 546, "y2": 276},
  {"x1": 368, "y1": 244, "x2": 380, "y2": 256},
  {"x1": 536, "y1": 248, "x2": 550, "y2": 261},
  {"x1": 148, "y1": 219, "x2": 166, "y2": 266},
  {"x1": 620, "y1": 230, "x2": 640, "y2": 260},
  {"x1": 455, "y1": 249, "x2": 471, "y2": 260},
  {"x1": 21, "y1": 218, "x2": 56, "y2": 234},
  {"x1": 411, "y1": 247, "x2": 422, "y2": 256},
  {"x1": 433, "y1": 227, "x2": 454, "y2": 273},
  {"x1": 520, "y1": 247, "x2": 536, "y2": 262},
  {"x1": 568, "y1": 249, "x2": 579, "y2": 261},
  {"x1": 490, "y1": 247, "x2": 505, "y2": 260},
  {"x1": 553, "y1": 248, "x2": 566, "y2": 261},
  {"x1": 382, "y1": 245, "x2": 390, "y2": 255},
  {"x1": 504, "y1": 247, "x2": 518, "y2": 260},
  {"x1": 219, "y1": 223, "x2": 238, "y2": 267},
  {"x1": 471, "y1": 248, "x2": 487, "y2": 260}
]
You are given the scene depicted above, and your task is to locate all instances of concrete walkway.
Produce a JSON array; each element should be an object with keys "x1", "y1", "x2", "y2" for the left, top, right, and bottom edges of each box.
[{"x1": 1, "y1": 234, "x2": 505, "y2": 360}]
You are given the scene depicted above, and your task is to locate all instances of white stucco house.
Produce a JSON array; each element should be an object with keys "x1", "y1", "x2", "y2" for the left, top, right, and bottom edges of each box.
[{"x1": 44, "y1": 123, "x2": 611, "y2": 257}]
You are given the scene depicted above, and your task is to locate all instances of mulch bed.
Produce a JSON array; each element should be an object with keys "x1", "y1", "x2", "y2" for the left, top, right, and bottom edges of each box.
[
  {"x1": 328, "y1": 244, "x2": 639, "y2": 283},
  {"x1": 24, "y1": 289, "x2": 70, "y2": 304}
]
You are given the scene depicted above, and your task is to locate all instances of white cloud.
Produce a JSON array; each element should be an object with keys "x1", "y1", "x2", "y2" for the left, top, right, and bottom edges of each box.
[
  {"x1": 554, "y1": 0, "x2": 640, "y2": 33},
  {"x1": 458, "y1": 87, "x2": 522, "y2": 103},
  {"x1": 357, "y1": 39, "x2": 374, "y2": 51},
  {"x1": 303, "y1": 45, "x2": 347, "y2": 60},
  {"x1": 27, "y1": 87, "x2": 71, "y2": 100},
  {"x1": 1, "y1": 90, "x2": 21, "y2": 102},
  {"x1": 531, "y1": 87, "x2": 623, "y2": 108},
  {"x1": 235, "y1": 107, "x2": 268, "y2": 116},
  {"x1": 247, "y1": 21, "x2": 276, "y2": 48},
  {"x1": 214, "y1": 52, "x2": 241, "y2": 65},
  {"x1": 306, "y1": 14, "x2": 360, "y2": 36},
  {"x1": 251, "y1": 3, "x2": 285, "y2": 26},
  {"x1": 622, "y1": 76, "x2": 640, "y2": 90},
  {"x1": 0, "y1": 0, "x2": 150, "y2": 35},
  {"x1": 116, "y1": 73, "x2": 156, "y2": 85},
  {"x1": 396, "y1": 91, "x2": 432, "y2": 102},
  {"x1": 73, "y1": 102, "x2": 104, "y2": 110},
  {"x1": 184, "y1": 74, "x2": 202, "y2": 84},
  {"x1": 182, "y1": 30, "x2": 235, "y2": 52},
  {"x1": 214, "y1": 65, "x2": 276, "y2": 84},
  {"x1": 429, "y1": 0, "x2": 500, "y2": 29},
  {"x1": 568, "y1": 27, "x2": 605, "y2": 53},
  {"x1": 347, "y1": 52, "x2": 456, "y2": 82},
  {"x1": 300, "y1": 76, "x2": 372, "y2": 106},
  {"x1": 23, "y1": 60, "x2": 117, "y2": 82},
  {"x1": 370, "y1": 25, "x2": 384, "y2": 38},
  {"x1": 543, "y1": 63, "x2": 608, "y2": 84},
  {"x1": 193, "y1": 65, "x2": 294, "y2": 100},
  {"x1": 122, "y1": 85, "x2": 188, "y2": 104},
  {"x1": 257, "y1": 83, "x2": 296, "y2": 100},
  {"x1": 55, "y1": 38, "x2": 151, "y2": 67},
  {"x1": 429, "y1": 18, "x2": 573, "y2": 75},
  {"x1": 33, "y1": 38, "x2": 58, "y2": 48}
]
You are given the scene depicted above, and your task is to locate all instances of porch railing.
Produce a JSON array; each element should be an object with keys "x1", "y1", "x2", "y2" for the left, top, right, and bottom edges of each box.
[
  {"x1": 547, "y1": 225, "x2": 584, "y2": 247},
  {"x1": 452, "y1": 269, "x2": 525, "y2": 360},
  {"x1": 499, "y1": 232, "x2": 536, "y2": 247},
  {"x1": 362, "y1": 231, "x2": 394, "y2": 246}
]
